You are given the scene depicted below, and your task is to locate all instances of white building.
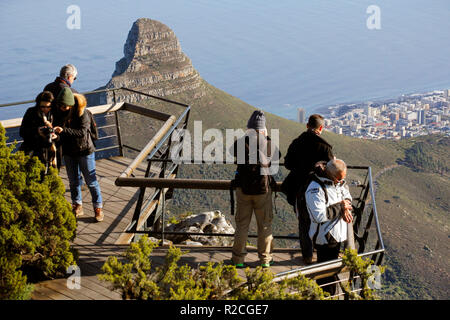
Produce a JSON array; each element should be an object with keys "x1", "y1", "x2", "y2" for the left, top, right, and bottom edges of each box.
[
  {"x1": 406, "y1": 112, "x2": 417, "y2": 121},
  {"x1": 364, "y1": 104, "x2": 375, "y2": 117},
  {"x1": 297, "y1": 107, "x2": 306, "y2": 123},
  {"x1": 444, "y1": 89, "x2": 450, "y2": 100}
]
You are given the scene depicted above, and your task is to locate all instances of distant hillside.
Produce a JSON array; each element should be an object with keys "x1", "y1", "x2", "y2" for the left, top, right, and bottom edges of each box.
[{"x1": 98, "y1": 18, "x2": 449, "y2": 299}]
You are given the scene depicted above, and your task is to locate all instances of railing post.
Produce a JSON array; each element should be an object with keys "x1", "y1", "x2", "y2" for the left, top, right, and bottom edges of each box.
[
  {"x1": 114, "y1": 110, "x2": 124, "y2": 157},
  {"x1": 159, "y1": 134, "x2": 173, "y2": 245},
  {"x1": 368, "y1": 167, "x2": 385, "y2": 251},
  {"x1": 128, "y1": 159, "x2": 153, "y2": 241},
  {"x1": 112, "y1": 90, "x2": 124, "y2": 157}
]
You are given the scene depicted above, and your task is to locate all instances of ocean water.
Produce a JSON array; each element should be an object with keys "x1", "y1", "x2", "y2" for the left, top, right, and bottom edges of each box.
[{"x1": 0, "y1": 0, "x2": 449, "y2": 121}]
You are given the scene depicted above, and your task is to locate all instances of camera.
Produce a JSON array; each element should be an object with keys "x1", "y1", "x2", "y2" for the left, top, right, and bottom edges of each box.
[{"x1": 41, "y1": 126, "x2": 54, "y2": 145}]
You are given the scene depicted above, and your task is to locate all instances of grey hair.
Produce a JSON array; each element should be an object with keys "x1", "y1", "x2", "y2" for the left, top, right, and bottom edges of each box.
[
  {"x1": 326, "y1": 159, "x2": 347, "y2": 177},
  {"x1": 60, "y1": 64, "x2": 78, "y2": 79}
]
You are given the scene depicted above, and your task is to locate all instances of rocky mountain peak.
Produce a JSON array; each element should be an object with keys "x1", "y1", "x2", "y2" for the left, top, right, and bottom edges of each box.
[{"x1": 104, "y1": 18, "x2": 204, "y2": 103}]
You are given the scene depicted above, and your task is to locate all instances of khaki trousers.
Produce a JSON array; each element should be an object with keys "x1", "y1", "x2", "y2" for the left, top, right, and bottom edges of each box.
[{"x1": 232, "y1": 188, "x2": 274, "y2": 265}]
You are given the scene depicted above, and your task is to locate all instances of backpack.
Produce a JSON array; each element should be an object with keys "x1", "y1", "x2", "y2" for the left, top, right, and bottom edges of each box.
[
  {"x1": 235, "y1": 135, "x2": 274, "y2": 195},
  {"x1": 85, "y1": 109, "x2": 99, "y2": 142},
  {"x1": 296, "y1": 172, "x2": 330, "y2": 245},
  {"x1": 300, "y1": 173, "x2": 329, "y2": 204}
]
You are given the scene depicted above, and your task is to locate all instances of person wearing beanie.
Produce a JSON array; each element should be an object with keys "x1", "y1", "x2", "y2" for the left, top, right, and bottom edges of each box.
[
  {"x1": 51, "y1": 87, "x2": 76, "y2": 171},
  {"x1": 229, "y1": 110, "x2": 280, "y2": 268},
  {"x1": 54, "y1": 93, "x2": 104, "y2": 222},
  {"x1": 247, "y1": 110, "x2": 266, "y2": 131},
  {"x1": 56, "y1": 87, "x2": 76, "y2": 106},
  {"x1": 19, "y1": 91, "x2": 58, "y2": 170}
]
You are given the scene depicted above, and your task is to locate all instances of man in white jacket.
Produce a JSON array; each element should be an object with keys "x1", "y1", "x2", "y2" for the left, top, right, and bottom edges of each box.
[{"x1": 305, "y1": 159, "x2": 353, "y2": 295}]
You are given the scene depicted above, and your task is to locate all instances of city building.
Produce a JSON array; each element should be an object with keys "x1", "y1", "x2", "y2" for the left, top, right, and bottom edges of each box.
[
  {"x1": 321, "y1": 89, "x2": 449, "y2": 140},
  {"x1": 417, "y1": 110, "x2": 425, "y2": 125},
  {"x1": 297, "y1": 107, "x2": 305, "y2": 123}
]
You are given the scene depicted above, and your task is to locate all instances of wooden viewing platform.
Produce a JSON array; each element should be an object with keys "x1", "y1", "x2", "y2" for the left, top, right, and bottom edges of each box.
[
  {"x1": 2, "y1": 88, "x2": 384, "y2": 300},
  {"x1": 31, "y1": 156, "x2": 310, "y2": 300}
]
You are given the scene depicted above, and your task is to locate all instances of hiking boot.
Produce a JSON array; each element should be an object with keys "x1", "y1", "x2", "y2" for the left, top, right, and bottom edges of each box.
[
  {"x1": 303, "y1": 256, "x2": 313, "y2": 265},
  {"x1": 72, "y1": 204, "x2": 84, "y2": 217},
  {"x1": 94, "y1": 208, "x2": 104, "y2": 222},
  {"x1": 261, "y1": 259, "x2": 274, "y2": 268}
]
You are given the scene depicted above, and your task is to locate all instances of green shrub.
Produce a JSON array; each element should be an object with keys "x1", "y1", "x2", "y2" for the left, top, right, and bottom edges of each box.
[
  {"x1": 341, "y1": 249, "x2": 386, "y2": 300},
  {"x1": 99, "y1": 235, "x2": 327, "y2": 300},
  {"x1": 0, "y1": 124, "x2": 77, "y2": 299},
  {"x1": 99, "y1": 235, "x2": 242, "y2": 300},
  {"x1": 232, "y1": 266, "x2": 327, "y2": 300}
]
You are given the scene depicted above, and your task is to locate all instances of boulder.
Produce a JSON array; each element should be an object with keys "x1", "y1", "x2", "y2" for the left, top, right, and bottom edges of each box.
[{"x1": 162, "y1": 210, "x2": 235, "y2": 246}]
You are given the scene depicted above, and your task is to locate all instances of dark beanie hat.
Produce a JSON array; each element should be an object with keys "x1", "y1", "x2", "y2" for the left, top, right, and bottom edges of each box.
[
  {"x1": 57, "y1": 87, "x2": 75, "y2": 106},
  {"x1": 247, "y1": 110, "x2": 266, "y2": 130}
]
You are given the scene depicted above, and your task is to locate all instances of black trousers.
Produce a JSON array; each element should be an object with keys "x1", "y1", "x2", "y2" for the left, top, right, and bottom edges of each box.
[
  {"x1": 315, "y1": 243, "x2": 341, "y2": 296},
  {"x1": 296, "y1": 196, "x2": 313, "y2": 260}
]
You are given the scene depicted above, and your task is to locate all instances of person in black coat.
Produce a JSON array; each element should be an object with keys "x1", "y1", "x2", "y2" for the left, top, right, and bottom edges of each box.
[
  {"x1": 19, "y1": 91, "x2": 58, "y2": 170},
  {"x1": 44, "y1": 64, "x2": 79, "y2": 111},
  {"x1": 282, "y1": 114, "x2": 334, "y2": 263},
  {"x1": 44, "y1": 64, "x2": 79, "y2": 169}
]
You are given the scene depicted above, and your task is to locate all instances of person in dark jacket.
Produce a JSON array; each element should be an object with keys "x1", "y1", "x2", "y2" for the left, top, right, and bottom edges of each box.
[
  {"x1": 230, "y1": 110, "x2": 280, "y2": 268},
  {"x1": 19, "y1": 91, "x2": 58, "y2": 170},
  {"x1": 282, "y1": 114, "x2": 334, "y2": 264},
  {"x1": 44, "y1": 64, "x2": 79, "y2": 169},
  {"x1": 54, "y1": 88, "x2": 104, "y2": 222},
  {"x1": 44, "y1": 64, "x2": 79, "y2": 101}
]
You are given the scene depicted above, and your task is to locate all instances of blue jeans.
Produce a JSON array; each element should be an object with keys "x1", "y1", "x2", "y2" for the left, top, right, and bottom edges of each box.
[{"x1": 64, "y1": 153, "x2": 103, "y2": 209}]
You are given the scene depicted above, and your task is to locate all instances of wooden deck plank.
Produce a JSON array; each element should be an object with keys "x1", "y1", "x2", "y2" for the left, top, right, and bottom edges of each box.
[
  {"x1": 81, "y1": 277, "x2": 122, "y2": 300},
  {"x1": 31, "y1": 289, "x2": 55, "y2": 300},
  {"x1": 32, "y1": 283, "x2": 72, "y2": 300},
  {"x1": 41, "y1": 280, "x2": 93, "y2": 300}
]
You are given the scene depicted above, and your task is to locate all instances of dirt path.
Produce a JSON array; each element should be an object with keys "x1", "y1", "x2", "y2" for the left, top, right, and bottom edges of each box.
[{"x1": 372, "y1": 164, "x2": 400, "y2": 194}]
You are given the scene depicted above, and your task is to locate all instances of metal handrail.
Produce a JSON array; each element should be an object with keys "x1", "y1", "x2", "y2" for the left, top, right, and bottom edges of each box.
[
  {"x1": 368, "y1": 167, "x2": 385, "y2": 250},
  {"x1": 0, "y1": 87, "x2": 119, "y2": 108},
  {"x1": 0, "y1": 86, "x2": 189, "y2": 109},
  {"x1": 116, "y1": 156, "x2": 384, "y2": 292},
  {"x1": 116, "y1": 162, "x2": 384, "y2": 252},
  {"x1": 0, "y1": 86, "x2": 189, "y2": 156}
]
